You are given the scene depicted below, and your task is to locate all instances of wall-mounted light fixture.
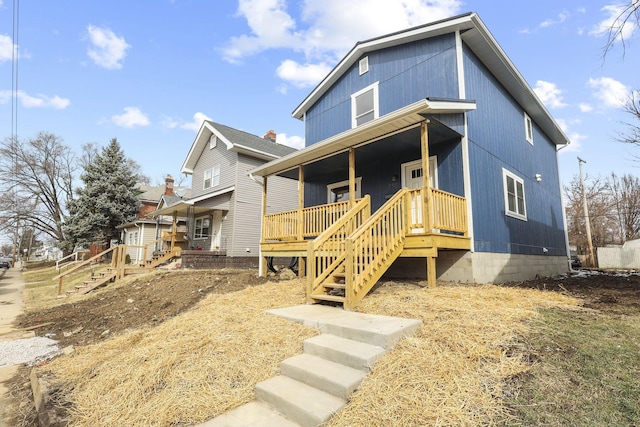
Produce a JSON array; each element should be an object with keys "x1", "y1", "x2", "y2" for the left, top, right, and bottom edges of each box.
[{"x1": 535, "y1": 174, "x2": 542, "y2": 182}]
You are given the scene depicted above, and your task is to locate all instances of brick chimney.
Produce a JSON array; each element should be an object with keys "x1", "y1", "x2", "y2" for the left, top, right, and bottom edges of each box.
[
  {"x1": 263, "y1": 129, "x2": 277, "y2": 143},
  {"x1": 165, "y1": 175, "x2": 174, "y2": 196}
]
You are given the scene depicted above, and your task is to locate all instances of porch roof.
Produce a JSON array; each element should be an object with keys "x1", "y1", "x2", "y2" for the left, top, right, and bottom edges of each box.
[
  {"x1": 149, "y1": 201, "x2": 213, "y2": 217},
  {"x1": 249, "y1": 98, "x2": 476, "y2": 178}
]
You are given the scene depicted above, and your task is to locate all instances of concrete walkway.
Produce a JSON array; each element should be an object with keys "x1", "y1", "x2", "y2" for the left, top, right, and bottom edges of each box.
[
  {"x1": 197, "y1": 304, "x2": 422, "y2": 427},
  {"x1": 0, "y1": 263, "x2": 27, "y2": 427}
]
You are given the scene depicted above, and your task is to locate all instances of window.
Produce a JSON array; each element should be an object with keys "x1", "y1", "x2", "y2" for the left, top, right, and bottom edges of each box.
[
  {"x1": 351, "y1": 82, "x2": 379, "y2": 128},
  {"x1": 327, "y1": 178, "x2": 362, "y2": 203},
  {"x1": 194, "y1": 217, "x2": 210, "y2": 239},
  {"x1": 524, "y1": 112, "x2": 533, "y2": 145},
  {"x1": 203, "y1": 165, "x2": 220, "y2": 189},
  {"x1": 503, "y1": 169, "x2": 527, "y2": 220},
  {"x1": 359, "y1": 56, "x2": 369, "y2": 75},
  {"x1": 209, "y1": 134, "x2": 217, "y2": 149}
]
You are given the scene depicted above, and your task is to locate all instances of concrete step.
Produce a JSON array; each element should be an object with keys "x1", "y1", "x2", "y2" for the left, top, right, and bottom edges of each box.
[
  {"x1": 268, "y1": 305, "x2": 423, "y2": 349},
  {"x1": 255, "y1": 375, "x2": 345, "y2": 427},
  {"x1": 281, "y1": 353, "x2": 366, "y2": 399},
  {"x1": 196, "y1": 401, "x2": 299, "y2": 427},
  {"x1": 304, "y1": 333, "x2": 385, "y2": 371}
]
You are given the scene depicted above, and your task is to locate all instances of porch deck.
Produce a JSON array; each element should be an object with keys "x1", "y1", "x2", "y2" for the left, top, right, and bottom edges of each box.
[{"x1": 260, "y1": 188, "x2": 470, "y2": 309}]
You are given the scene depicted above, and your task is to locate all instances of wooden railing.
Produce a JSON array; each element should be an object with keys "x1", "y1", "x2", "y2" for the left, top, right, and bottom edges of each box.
[
  {"x1": 307, "y1": 196, "x2": 371, "y2": 301},
  {"x1": 407, "y1": 188, "x2": 467, "y2": 234},
  {"x1": 344, "y1": 190, "x2": 408, "y2": 309},
  {"x1": 54, "y1": 245, "x2": 122, "y2": 296},
  {"x1": 431, "y1": 188, "x2": 467, "y2": 235},
  {"x1": 263, "y1": 200, "x2": 353, "y2": 241},
  {"x1": 54, "y1": 236, "x2": 182, "y2": 296}
]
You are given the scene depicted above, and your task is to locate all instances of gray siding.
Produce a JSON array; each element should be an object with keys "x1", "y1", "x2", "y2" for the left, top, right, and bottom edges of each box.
[
  {"x1": 226, "y1": 153, "x2": 298, "y2": 257},
  {"x1": 190, "y1": 141, "x2": 237, "y2": 199}
]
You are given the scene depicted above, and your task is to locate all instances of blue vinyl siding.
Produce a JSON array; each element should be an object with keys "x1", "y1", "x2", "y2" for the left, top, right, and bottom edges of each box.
[
  {"x1": 463, "y1": 46, "x2": 566, "y2": 256},
  {"x1": 305, "y1": 34, "x2": 459, "y2": 145},
  {"x1": 304, "y1": 140, "x2": 464, "y2": 211}
]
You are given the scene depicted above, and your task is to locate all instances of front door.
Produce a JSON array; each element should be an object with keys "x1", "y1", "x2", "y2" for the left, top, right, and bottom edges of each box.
[{"x1": 402, "y1": 157, "x2": 437, "y2": 232}]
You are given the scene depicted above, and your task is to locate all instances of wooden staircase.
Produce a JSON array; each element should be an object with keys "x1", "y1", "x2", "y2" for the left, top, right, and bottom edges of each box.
[
  {"x1": 67, "y1": 270, "x2": 118, "y2": 296},
  {"x1": 56, "y1": 243, "x2": 182, "y2": 297},
  {"x1": 308, "y1": 190, "x2": 409, "y2": 309}
]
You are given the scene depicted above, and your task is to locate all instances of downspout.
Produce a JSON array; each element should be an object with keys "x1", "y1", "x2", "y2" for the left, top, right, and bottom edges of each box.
[
  {"x1": 249, "y1": 172, "x2": 267, "y2": 276},
  {"x1": 557, "y1": 142, "x2": 574, "y2": 272}
]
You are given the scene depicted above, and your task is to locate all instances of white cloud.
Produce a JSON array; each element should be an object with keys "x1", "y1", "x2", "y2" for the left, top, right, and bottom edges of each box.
[
  {"x1": 579, "y1": 103, "x2": 593, "y2": 112},
  {"x1": 277, "y1": 132, "x2": 304, "y2": 149},
  {"x1": 160, "y1": 112, "x2": 212, "y2": 131},
  {"x1": 181, "y1": 112, "x2": 212, "y2": 131},
  {"x1": 534, "y1": 80, "x2": 568, "y2": 109},
  {"x1": 540, "y1": 11, "x2": 569, "y2": 28},
  {"x1": 0, "y1": 90, "x2": 70, "y2": 109},
  {"x1": 588, "y1": 77, "x2": 630, "y2": 108},
  {"x1": 276, "y1": 60, "x2": 332, "y2": 88},
  {"x1": 86, "y1": 25, "x2": 130, "y2": 69},
  {"x1": 556, "y1": 118, "x2": 586, "y2": 153},
  {"x1": 0, "y1": 34, "x2": 17, "y2": 62},
  {"x1": 589, "y1": 3, "x2": 638, "y2": 42},
  {"x1": 110, "y1": 107, "x2": 150, "y2": 127},
  {"x1": 222, "y1": 0, "x2": 463, "y2": 86}
]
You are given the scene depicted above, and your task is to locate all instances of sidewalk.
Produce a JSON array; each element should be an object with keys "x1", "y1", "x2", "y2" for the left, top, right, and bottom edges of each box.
[{"x1": 0, "y1": 263, "x2": 27, "y2": 427}]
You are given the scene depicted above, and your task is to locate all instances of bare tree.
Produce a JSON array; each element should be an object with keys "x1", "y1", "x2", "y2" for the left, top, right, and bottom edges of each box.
[
  {"x1": 564, "y1": 174, "x2": 620, "y2": 255},
  {"x1": 602, "y1": 1, "x2": 640, "y2": 58},
  {"x1": 607, "y1": 172, "x2": 640, "y2": 240},
  {"x1": 0, "y1": 132, "x2": 76, "y2": 243}
]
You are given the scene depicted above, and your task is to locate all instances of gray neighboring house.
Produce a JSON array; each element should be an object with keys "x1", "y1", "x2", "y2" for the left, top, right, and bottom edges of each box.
[
  {"x1": 118, "y1": 175, "x2": 192, "y2": 263},
  {"x1": 152, "y1": 121, "x2": 298, "y2": 265}
]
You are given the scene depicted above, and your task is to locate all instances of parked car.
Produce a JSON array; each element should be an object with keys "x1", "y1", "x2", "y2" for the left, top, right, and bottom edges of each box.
[
  {"x1": 0, "y1": 257, "x2": 12, "y2": 269},
  {"x1": 571, "y1": 256, "x2": 582, "y2": 270}
]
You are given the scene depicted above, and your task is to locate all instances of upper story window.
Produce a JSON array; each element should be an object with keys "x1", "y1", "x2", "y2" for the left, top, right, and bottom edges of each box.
[
  {"x1": 203, "y1": 165, "x2": 220, "y2": 189},
  {"x1": 209, "y1": 134, "x2": 218, "y2": 149},
  {"x1": 351, "y1": 82, "x2": 379, "y2": 128},
  {"x1": 359, "y1": 56, "x2": 369, "y2": 75},
  {"x1": 524, "y1": 112, "x2": 533, "y2": 145},
  {"x1": 503, "y1": 168, "x2": 527, "y2": 221}
]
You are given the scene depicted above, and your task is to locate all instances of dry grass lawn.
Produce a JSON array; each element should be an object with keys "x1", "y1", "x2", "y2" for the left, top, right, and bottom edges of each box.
[{"x1": 39, "y1": 278, "x2": 578, "y2": 426}]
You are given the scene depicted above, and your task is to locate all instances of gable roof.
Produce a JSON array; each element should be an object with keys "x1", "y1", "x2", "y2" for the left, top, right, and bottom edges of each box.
[
  {"x1": 291, "y1": 12, "x2": 569, "y2": 146},
  {"x1": 181, "y1": 120, "x2": 298, "y2": 174}
]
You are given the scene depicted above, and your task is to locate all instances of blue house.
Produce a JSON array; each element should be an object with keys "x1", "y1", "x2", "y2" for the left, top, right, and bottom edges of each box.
[{"x1": 251, "y1": 12, "x2": 570, "y2": 309}]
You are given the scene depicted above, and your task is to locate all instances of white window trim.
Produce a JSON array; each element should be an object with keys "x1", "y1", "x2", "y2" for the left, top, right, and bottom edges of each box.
[
  {"x1": 203, "y1": 165, "x2": 220, "y2": 190},
  {"x1": 351, "y1": 82, "x2": 379, "y2": 128},
  {"x1": 209, "y1": 134, "x2": 217, "y2": 149},
  {"x1": 327, "y1": 177, "x2": 362, "y2": 204},
  {"x1": 359, "y1": 56, "x2": 369, "y2": 75},
  {"x1": 194, "y1": 216, "x2": 210, "y2": 239},
  {"x1": 401, "y1": 157, "x2": 438, "y2": 189},
  {"x1": 502, "y1": 168, "x2": 527, "y2": 221},
  {"x1": 524, "y1": 112, "x2": 533, "y2": 145}
]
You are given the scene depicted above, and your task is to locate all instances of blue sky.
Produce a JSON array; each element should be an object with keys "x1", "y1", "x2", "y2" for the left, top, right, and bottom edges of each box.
[{"x1": 0, "y1": 0, "x2": 638, "y2": 189}]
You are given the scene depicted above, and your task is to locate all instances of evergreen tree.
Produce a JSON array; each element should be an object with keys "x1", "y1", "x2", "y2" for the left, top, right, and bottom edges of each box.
[{"x1": 64, "y1": 138, "x2": 140, "y2": 248}]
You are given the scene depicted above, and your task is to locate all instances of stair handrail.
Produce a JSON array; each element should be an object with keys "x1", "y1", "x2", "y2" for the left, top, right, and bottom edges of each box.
[
  {"x1": 54, "y1": 245, "x2": 120, "y2": 296},
  {"x1": 307, "y1": 195, "x2": 371, "y2": 301},
  {"x1": 344, "y1": 189, "x2": 409, "y2": 309}
]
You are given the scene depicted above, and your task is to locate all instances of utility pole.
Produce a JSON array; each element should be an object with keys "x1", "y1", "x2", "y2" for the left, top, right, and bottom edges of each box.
[{"x1": 578, "y1": 157, "x2": 596, "y2": 267}]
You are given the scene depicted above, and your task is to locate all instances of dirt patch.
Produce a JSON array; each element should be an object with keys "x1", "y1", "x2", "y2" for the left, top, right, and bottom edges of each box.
[
  {"x1": 16, "y1": 269, "x2": 269, "y2": 348},
  {"x1": 502, "y1": 270, "x2": 640, "y2": 315}
]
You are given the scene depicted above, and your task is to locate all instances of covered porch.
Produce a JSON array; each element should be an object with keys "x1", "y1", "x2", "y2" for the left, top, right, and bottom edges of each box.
[{"x1": 251, "y1": 99, "x2": 475, "y2": 309}]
